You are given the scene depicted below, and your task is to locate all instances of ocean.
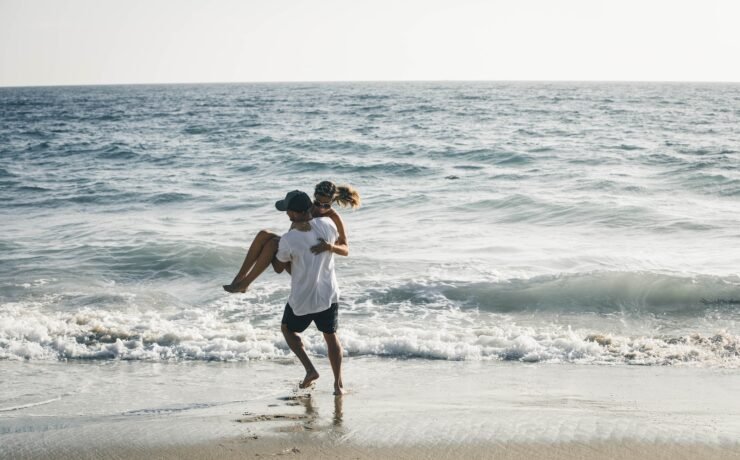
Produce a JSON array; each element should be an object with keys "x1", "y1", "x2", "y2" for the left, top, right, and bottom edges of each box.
[{"x1": 1, "y1": 81, "x2": 739, "y2": 368}]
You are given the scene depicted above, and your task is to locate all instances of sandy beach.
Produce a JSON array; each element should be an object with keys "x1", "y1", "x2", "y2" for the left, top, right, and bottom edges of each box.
[
  {"x1": 3, "y1": 358, "x2": 739, "y2": 459},
  {"x1": 24, "y1": 438, "x2": 740, "y2": 460}
]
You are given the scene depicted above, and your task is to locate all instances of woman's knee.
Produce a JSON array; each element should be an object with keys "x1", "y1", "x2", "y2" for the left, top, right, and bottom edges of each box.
[{"x1": 272, "y1": 259, "x2": 286, "y2": 273}]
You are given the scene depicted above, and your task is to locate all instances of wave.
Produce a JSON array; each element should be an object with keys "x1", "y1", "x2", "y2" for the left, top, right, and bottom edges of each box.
[
  {"x1": 18, "y1": 141, "x2": 145, "y2": 162},
  {"x1": 1, "y1": 240, "x2": 232, "y2": 282},
  {"x1": 285, "y1": 138, "x2": 375, "y2": 154},
  {"x1": 6, "y1": 186, "x2": 140, "y2": 208},
  {"x1": 396, "y1": 105, "x2": 442, "y2": 114},
  {"x1": 657, "y1": 165, "x2": 740, "y2": 196},
  {"x1": 7, "y1": 184, "x2": 205, "y2": 208},
  {"x1": 0, "y1": 167, "x2": 17, "y2": 178},
  {"x1": 496, "y1": 154, "x2": 533, "y2": 165},
  {"x1": 1, "y1": 298, "x2": 737, "y2": 366},
  {"x1": 283, "y1": 159, "x2": 434, "y2": 177},
  {"x1": 349, "y1": 162, "x2": 432, "y2": 175},
  {"x1": 355, "y1": 94, "x2": 390, "y2": 101},
  {"x1": 183, "y1": 125, "x2": 210, "y2": 135},
  {"x1": 19, "y1": 129, "x2": 55, "y2": 140},
  {"x1": 22, "y1": 141, "x2": 52, "y2": 153},
  {"x1": 458, "y1": 194, "x2": 669, "y2": 227},
  {"x1": 96, "y1": 143, "x2": 141, "y2": 160},
  {"x1": 643, "y1": 153, "x2": 685, "y2": 166},
  {"x1": 611, "y1": 144, "x2": 644, "y2": 151},
  {"x1": 516, "y1": 129, "x2": 543, "y2": 137},
  {"x1": 464, "y1": 194, "x2": 582, "y2": 224},
  {"x1": 343, "y1": 105, "x2": 386, "y2": 113},
  {"x1": 364, "y1": 271, "x2": 740, "y2": 314},
  {"x1": 79, "y1": 242, "x2": 231, "y2": 280},
  {"x1": 147, "y1": 192, "x2": 195, "y2": 205},
  {"x1": 96, "y1": 113, "x2": 124, "y2": 122},
  {"x1": 678, "y1": 147, "x2": 735, "y2": 156},
  {"x1": 435, "y1": 148, "x2": 536, "y2": 165},
  {"x1": 528, "y1": 146, "x2": 554, "y2": 153},
  {"x1": 453, "y1": 165, "x2": 485, "y2": 170}
]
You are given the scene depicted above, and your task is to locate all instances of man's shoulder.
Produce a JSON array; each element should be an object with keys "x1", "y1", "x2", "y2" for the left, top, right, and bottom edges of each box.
[
  {"x1": 311, "y1": 218, "x2": 338, "y2": 242},
  {"x1": 313, "y1": 217, "x2": 337, "y2": 231},
  {"x1": 279, "y1": 228, "x2": 300, "y2": 244}
]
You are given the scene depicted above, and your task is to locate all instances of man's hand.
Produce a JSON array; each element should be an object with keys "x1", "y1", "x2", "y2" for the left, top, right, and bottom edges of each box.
[{"x1": 311, "y1": 238, "x2": 333, "y2": 254}]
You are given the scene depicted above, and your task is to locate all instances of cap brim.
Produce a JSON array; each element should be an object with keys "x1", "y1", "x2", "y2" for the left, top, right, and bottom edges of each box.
[{"x1": 275, "y1": 200, "x2": 288, "y2": 211}]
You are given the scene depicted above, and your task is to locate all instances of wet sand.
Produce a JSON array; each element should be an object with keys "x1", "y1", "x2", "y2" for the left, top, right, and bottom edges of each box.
[
  {"x1": 13, "y1": 438, "x2": 740, "y2": 460},
  {"x1": 2, "y1": 358, "x2": 739, "y2": 459}
]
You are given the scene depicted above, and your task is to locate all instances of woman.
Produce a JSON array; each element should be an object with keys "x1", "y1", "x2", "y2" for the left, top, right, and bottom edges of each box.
[{"x1": 223, "y1": 181, "x2": 361, "y2": 293}]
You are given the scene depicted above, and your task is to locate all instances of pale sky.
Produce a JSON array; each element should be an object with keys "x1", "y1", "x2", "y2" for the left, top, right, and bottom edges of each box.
[{"x1": 1, "y1": 0, "x2": 739, "y2": 87}]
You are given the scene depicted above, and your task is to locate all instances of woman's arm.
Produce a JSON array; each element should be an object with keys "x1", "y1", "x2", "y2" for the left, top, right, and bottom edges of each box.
[
  {"x1": 311, "y1": 212, "x2": 349, "y2": 256},
  {"x1": 330, "y1": 212, "x2": 349, "y2": 256},
  {"x1": 311, "y1": 238, "x2": 348, "y2": 256}
]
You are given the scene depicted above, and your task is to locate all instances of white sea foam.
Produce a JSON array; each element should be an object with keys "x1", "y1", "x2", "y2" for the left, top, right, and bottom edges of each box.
[
  {"x1": 2, "y1": 293, "x2": 738, "y2": 366},
  {"x1": 0, "y1": 397, "x2": 62, "y2": 412}
]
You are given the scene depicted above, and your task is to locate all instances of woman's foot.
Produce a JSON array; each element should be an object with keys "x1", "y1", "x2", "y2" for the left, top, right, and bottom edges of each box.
[{"x1": 222, "y1": 283, "x2": 246, "y2": 293}]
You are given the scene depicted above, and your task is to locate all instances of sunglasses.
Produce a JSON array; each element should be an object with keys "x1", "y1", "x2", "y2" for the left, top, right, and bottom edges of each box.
[{"x1": 313, "y1": 200, "x2": 332, "y2": 209}]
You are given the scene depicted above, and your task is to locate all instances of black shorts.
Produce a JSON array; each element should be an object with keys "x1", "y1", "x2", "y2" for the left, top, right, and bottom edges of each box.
[{"x1": 281, "y1": 303, "x2": 339, "y2": 334}]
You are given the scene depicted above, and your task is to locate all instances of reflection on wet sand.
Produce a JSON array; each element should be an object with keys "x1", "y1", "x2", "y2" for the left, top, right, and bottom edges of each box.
[
  {"x1": 333, "y1": 395, "x2": 343, "y2": 427},
  {"x1": 289, "y1": 393, "x2": 345, "y2": 435},
  {"x1": 237, "y1": 392, "x2": 344, "y2": 436}
]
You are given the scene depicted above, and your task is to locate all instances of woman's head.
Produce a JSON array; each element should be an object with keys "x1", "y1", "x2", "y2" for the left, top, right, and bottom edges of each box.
[{"x1": 313, "y1": 181, "x2": 361, "y2": 214}]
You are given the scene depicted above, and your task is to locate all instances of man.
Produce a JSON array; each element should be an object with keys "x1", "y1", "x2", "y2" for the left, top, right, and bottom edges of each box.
[{"x1": 273, "y1": 190, "x2": 344, "y2": 396}]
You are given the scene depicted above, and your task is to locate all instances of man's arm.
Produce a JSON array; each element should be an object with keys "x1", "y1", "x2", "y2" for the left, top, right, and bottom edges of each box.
[
  {"x1": 276, "y1": 234, "x2": 292, "y2": 262},
  {"x1": 273, "y1": 235, "x2": 292, "y2": 274}
]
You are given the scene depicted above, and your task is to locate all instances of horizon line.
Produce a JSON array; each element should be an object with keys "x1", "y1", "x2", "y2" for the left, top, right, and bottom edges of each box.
[{"x1": 2, "y1": 78, "x2": 740, "y2": 89}]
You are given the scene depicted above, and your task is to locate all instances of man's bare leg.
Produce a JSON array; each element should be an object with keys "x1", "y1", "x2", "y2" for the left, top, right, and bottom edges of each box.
[
  {"x1": 324, "y1": 332, "x2": 344, "y2": 395},
  {"x1": 281, "y1": 324, "x2": 320, "y2": 388}
]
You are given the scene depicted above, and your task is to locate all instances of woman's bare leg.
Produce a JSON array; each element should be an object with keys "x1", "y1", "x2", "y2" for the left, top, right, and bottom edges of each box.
[
  {"x1": 272, "y1": 259, "x2": 291, "y2": 274},
  {"x1": 226, "y1": 230, "x2": 277, "y2": 287},
  {"x1": 230, "y1": 237, "x2": 280, "y2": 292}
]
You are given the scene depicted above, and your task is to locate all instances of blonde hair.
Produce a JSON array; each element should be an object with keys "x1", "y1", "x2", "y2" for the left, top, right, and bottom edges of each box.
[
  {"x1": 334, "y1": 184, "x2": 361, "y2": 209},
  {"x1": 315, "y1": 181, "x2": 361, "y2": 209}
]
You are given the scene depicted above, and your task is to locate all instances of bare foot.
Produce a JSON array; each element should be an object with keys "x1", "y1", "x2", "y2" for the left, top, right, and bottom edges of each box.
[
  {"x1": 333, "y1": 382, "x2": 345, "y2": 396},
  {"x1": 222, "y1": 283, "x2": 246, "y2": 293},
  {"x1": 299, "y1": 369, "x2": 319, "y2": 389}
]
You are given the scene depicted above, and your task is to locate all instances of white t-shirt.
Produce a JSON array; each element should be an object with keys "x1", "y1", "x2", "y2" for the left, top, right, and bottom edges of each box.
[{"x1": 276, "y1": 217, "x2": 340, "y2": 316}]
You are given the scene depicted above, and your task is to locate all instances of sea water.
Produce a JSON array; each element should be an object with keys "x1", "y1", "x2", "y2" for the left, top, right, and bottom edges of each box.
[{"x1": 1, "y1": 82, "x2": 739, "y2": 368}]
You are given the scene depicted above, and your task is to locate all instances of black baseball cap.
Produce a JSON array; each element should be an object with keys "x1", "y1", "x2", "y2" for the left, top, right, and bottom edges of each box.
[{"x1": 275, "y1": 190, "x2": 312, "y2": 212}]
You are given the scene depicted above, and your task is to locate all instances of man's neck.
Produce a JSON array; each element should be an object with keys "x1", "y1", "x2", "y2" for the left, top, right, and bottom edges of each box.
[
  {"x1": 291, "y1": 217, "x2": 312, "y2": 224},
  {"x1": 290, "y1": 219, "x2": 312, "y2": 232}
]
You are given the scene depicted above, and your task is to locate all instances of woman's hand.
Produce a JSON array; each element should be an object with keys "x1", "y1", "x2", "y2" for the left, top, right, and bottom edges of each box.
[{"x1": 311, "y1": 238, "x2": 333, "y2": 254}]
